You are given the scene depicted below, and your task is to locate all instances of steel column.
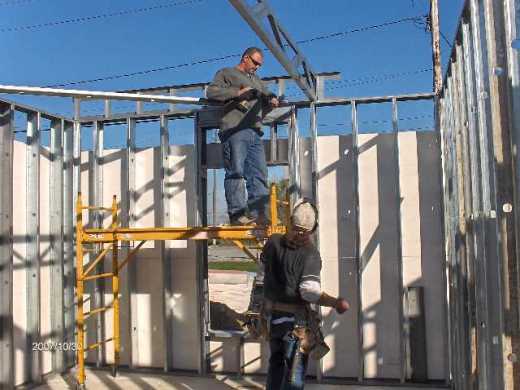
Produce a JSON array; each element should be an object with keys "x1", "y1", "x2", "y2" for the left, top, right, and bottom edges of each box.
[
  {"x1": 461, "y1": 19, "x2": 483, "y2": 388},
  {"x1": 160, "y1": 115, "x2": 174, "y2": 371},
  {"x1": 26, "y1": 110, "x2": 41, "y2": 384},
  {"x1": 0, "y1": 103, "x2": 14, "y2": 389},
  {"x1": 483, "y1": 0, "x2": 518, "y2": 387},
  {"x1": 308, "y1": 102, "x2": 323, "y2": 381},
  {"x1": 91, "y1": 121, "x2": 105, "y2": 366},
  {"x1": 50, "y1": 118, "x2": 65, "y2": 372},
  {"x1": 63, "y1": 120, "x2": 75, "y2": 366},
  {"x1": 126, "y1": 118, "x2": 138, "y2": 368},
  {"x1": 454, "y1": 39, "x2": 474, "y2": 390},
  {"x1": 351, "y1": 101, "x2": 363, "y2": 382},
  {"x1": 469, "y1": 0, "x2": 505, "y2": 387},
  {"x1": 391, "y1": 98, "x2": 406, "y2": 383},
  {"x1": 505, "y1": 0, "x2": 520, "y2": 331},
  {"x1": 195, "y1": 114, "x2": 209, "y2": 375},
  {"x1": 288, "y1": 108, "x2": 301, "y2": 206}
]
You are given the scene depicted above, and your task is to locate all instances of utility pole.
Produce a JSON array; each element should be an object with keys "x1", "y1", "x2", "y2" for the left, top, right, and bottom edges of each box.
[{"x1": 430, "y1": 0, "x2": 442, "y2": 94}]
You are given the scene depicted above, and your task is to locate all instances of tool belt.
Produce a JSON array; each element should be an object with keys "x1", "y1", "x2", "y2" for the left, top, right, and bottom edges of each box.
[{"x1": 261, "y1": 299, "x2": 330, "y2": 360}]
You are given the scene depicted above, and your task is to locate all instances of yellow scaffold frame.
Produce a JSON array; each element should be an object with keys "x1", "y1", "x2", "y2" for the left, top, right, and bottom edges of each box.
[{"x1": 75, "y1": 184, "x2": 287, "y2": 387}]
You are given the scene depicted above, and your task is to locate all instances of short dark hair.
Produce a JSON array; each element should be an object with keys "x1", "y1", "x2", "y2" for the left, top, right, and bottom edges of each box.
[{"x1": 241, "y1": 47, "x2": 263, "y2": 60}]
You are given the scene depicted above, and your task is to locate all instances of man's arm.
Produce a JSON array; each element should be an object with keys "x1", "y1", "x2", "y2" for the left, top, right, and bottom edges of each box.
[
  {"x1": 256, "y1": 78, "x2": 279, "y2": 108},
  {"x1": 206, "y1": 69, "x2": 241, "y2": 102},
  {"x1": 317, "y1": 292, "x2": 350, "y2": 314},
  {"x1": 299, "y1": 252, "x2": 349, "y2": 314}
]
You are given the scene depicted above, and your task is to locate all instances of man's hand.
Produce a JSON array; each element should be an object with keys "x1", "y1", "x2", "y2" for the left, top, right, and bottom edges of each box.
[
  {"x1": 237, "y1": 86, "x2": 253, "y2": 97},
  {"x1": 335, "y1": 297, "x2": 350, "y2": 314}
]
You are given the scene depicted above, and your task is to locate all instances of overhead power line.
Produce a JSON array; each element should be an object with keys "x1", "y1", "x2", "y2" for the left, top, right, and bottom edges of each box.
[
  {"x1": 281, "y1": 67, "x2": 433, "y2": 98},
  {"x1": 326, "y1": 67, "x2": 433, "y2": 89},
  {"x1": 45, "y1": 53, "x2": 242, "y2": 88},
  {"x1": 318, "y1": 114, "x2": 434, "y2": 128},
  {"x1": 43, "y1": 15, "x2": 429, "y2": 88},
  {"x1": 0, "y1": 0, "x2": 35, "y2": 6},
  {"x1": 0, "y1": 0, "x2": 203, "y2": 33},
  {"x1": 439, "y1": 30, "x2": 453, "y2": 48},
  {"x1": 294, "y1": 15, "x2": 427, "y2": 45}
]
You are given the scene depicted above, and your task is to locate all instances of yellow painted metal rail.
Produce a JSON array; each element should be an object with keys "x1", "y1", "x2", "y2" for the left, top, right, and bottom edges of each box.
[{"x1": 74, "y1": 184, "x2": 287, "y2": 387}]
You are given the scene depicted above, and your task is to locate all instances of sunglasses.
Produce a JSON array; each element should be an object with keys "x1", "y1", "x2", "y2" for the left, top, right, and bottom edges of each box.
[{"x1": 248, "y1": 56, "x2": 263, "y2": 67}]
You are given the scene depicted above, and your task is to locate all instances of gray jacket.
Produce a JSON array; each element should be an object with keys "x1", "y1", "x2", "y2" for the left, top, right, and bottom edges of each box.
[{"x1": 206, "y1": 67, "x2": 274, "y2": 135}]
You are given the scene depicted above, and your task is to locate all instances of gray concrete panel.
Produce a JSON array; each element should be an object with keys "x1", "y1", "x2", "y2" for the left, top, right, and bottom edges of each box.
[
  {"x1": 358, "y1": 133, "x2": 401, "y2": 379},
  {"x1": 317, "y1": 135, "x2": 360, "y2": 377}
]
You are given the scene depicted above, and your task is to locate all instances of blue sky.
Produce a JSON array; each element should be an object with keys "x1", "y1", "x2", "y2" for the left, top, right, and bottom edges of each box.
[
  {"x1": 0, "y1": 0, "x2": 465, "y2": 221},
  {"x1": 1, "y1": 0, "x2": 463, "y2": 117}
]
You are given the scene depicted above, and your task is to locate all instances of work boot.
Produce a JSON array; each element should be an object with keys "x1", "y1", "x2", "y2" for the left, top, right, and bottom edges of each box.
[{"x1": 230, "y1": 214, "x2": 256, "y2": 226}]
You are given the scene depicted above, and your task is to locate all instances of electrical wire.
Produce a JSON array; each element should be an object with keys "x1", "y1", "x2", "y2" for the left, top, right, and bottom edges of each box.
[
  {"x1": 293, "y1": 15, "x2": 428, "y2": 45},
  {"x1": 45, "y1": 53, "x2": 241, "y2": 88},
  {"x1": 439, "y1": 30, "x2": 453, "y2": 48},
  {"x1": 0, "y1": 0, "x2": 203, "y2": 33},
  {"x1": 0, "y1": 0, "x2": 35, "y2": 6},
  {"x1": 43, "y1": 15, "x2": 429, "y2": 88},
  {"x1": 318, "y1": 113, "x2": 434, "y2": 128}
]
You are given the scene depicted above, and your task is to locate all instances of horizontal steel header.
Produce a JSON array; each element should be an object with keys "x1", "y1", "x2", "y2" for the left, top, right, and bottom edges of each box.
[{"x1": 0, "y1": 84, "x2": 208, "y2": 105}]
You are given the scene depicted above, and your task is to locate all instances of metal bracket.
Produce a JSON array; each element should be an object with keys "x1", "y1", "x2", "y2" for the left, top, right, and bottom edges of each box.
[{"x1": 228, "y1": 0, "x2": 318, "y2": 101}]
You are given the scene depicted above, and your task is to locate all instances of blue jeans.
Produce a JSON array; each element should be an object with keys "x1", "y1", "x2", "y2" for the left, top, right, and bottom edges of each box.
[
  {"x1": 266, "y1": 320, "x2": 308, "y2": 390},
  {"x1": 221, "y1": 128, "x2": 269, "y2": 220}
]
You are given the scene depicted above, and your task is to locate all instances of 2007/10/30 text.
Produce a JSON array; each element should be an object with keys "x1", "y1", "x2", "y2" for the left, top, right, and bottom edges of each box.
[{"x1": 32, "y1": 342, "x2": 78, "y2": 351}]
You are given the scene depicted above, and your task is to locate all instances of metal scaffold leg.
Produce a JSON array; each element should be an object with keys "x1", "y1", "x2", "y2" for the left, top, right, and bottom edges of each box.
[{"x1": 73, "y1": 186, "x2": 287, "y2": 387}]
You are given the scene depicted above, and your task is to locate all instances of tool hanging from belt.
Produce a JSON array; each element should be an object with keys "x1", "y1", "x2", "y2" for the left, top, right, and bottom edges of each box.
[{"x1": 261, "y1": 299, "x2": 330, "y2": 360}]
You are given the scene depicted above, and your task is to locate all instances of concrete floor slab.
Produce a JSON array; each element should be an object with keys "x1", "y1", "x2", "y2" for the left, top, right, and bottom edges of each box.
[{"x1": 34, "y1": 369, "x2": 447, "y2": 390}]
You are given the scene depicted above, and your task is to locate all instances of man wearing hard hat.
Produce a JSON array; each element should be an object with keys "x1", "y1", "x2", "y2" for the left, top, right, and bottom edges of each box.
[{"x1": 261, "y1": 199, "x2": 349, "y2": 389}]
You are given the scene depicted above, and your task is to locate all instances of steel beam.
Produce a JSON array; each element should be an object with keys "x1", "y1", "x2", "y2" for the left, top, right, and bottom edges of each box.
[
  {"x1": 228, "y1": 0, "x2": 317, "y2": 100},
  {"x1": 50, "y1": 118, "x2": 65, "y2": 372},
  {"x1": 26, "y1": 111, "x2": 41, "y2": 384},
  {"x1": 0, "y1": 102, "x2": 14, "y2": 389},
  {"x1": 0, "y1": 85, "x2": 206, "y2": 105}
]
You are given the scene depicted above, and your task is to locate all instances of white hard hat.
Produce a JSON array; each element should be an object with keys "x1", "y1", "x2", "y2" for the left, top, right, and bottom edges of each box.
[{"x1": 291, "y1": 198, "x2": 318, "y2": 232}]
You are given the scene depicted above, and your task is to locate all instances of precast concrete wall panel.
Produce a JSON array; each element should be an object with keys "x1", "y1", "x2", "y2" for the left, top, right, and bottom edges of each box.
[
  {"x1": 315, "y1": 133, "x2": 444, "y2": 380},
  {"x1": 133, "y1": 147, "x2": 164, "y2": 368},
  {"x1": 317, "y1": 135, "x2": 360, "y2": 378},
  {"x1": 8, "y1": 130, "x2": 444, "y2": 383},
  {"x1": 358, "y1": 132, "x2": 402, "y2": 379},
  {"x1": 399, "y1": 132, "x2": 445, "y2": 379},
  {"x1": 100, "y1": 148, "x2": 130, "y2": 366},
  {"x1": 243, "y1": 341, "x2": 269, "y2": 374},
  {"x1": 209, "y1": 339, "x2": 240, "y2": 373},
  {"x1": 168, "y1": 145, "x2": 199, "y2": 370}
]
